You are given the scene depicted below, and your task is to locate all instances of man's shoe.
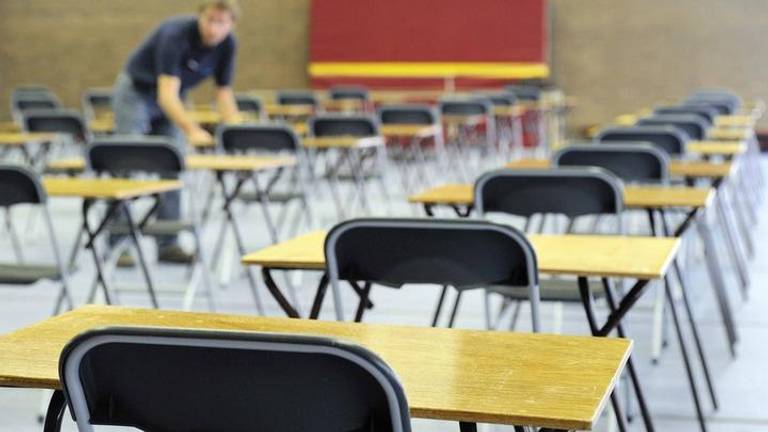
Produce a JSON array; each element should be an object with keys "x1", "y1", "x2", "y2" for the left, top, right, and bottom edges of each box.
[
  {"x1": 116, "y1": 252, "x2": 136, "y2": 268},
  {"x1": 158, "y1": 245, "x2": 195, "y2": 264}
]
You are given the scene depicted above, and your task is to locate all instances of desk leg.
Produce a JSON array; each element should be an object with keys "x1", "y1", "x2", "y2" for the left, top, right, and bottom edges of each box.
[
  {"x1": 695, "y1": 214, "x2": 740, "y2": 352},
  {"x1": 661, "y1": 211, "x2": 721, "y2": 410},
  {"x1": 262, "y1": 267, "x2": 300, "y2": 318},
  {"x1": 663, "y1": 274, "x2": 709, "y2": 432},
  {"x1": 42, "y1": 390, "x2": 65, "y2": 432},
  {"x1": 714, "y1": 187, "x2": 750, "y2": 298},
  {"x1": 121, "y1": 200, "x2": 159, "y2": 309},
  {"x1": 218, "y1": 173, "x2": 264, "y2": 314},
  {"x1": 580, "y1": 277, "x2": 655, "y2": 432},
  {"x1": 724, "y1": 178, "x2": 754, "y2": 259},
  {"x1": 82, "y1": 200, "x2": 122, "y2": 305}
]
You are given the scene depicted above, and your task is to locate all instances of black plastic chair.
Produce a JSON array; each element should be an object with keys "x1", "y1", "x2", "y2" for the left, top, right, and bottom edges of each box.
[
  {"x1": 505, "y1": 84, "x2": 541, "y2": 101},
  {"x1": 59, "y1": 326, "x2": 411, "y2": 432},
  {"x1": 474, "y1": 168, "x2": 624, "y2": 308},
  {"x1": 87, "y1": 137, "x2": 215, "y2": 310},
  {"x1": 216, "y1": 124, "x2": 313, "y2": 236},
  {"x1": 0, "y1": 165, "x2": 72, "y2": 315},
  {"x1": 477, "y1": 91, "x2": 518, "y2": 107},
  {"x1": 654, "y1": 105, "x2": 717, "y2": 125},
  {"x1": 438, "y1": 97, "x2": 497, "y2": 164},
  {"x1": 21, "y1": 109, "x2": 91, "y2": 145},
  {"x1": 329, "y1": 85, "x2": 370, "y2": 101},
  {"x1": 11, "y1": 88, "x2": 61, "y2": 120},
  {"x1": 308, "y1": 115, "x2": 385, "y2": 218},
  {"x1": 234, "y1": 94, "x2": 263, "y2": 119},
  {"x1": 596, "y1": 125, "x2": 689, "y2": 157},
  {"x1": 325, "y1": 218, "x2": 541, "y2": 330},
  {"x1": 553, "y1": 143, "x2": 669, "y2": 184},
  {"x1": 81, "y1": 89, "x2": 113, "y2": 124},
  {"x1": 309, "y1": 114, "x2": 379, "y2": 137},
  {"x1": 378, "y1": 104, "x2": 438, "y2": 125},
  {"x1": 684, "y1": 91, "x2": 740, "y2": 115},
  {"x1": 276, "y1": 90, "x2": 319, "y2": 108},
  {"x1": 637, "y1": 114, "x2": 709, "y2": 140}
]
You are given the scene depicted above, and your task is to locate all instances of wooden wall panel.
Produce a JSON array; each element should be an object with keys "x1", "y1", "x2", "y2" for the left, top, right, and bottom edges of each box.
[
  {"x1": 2, "y1": 0, "x2": 768, "y2": 131},
  {"x1": 0, "y1": 0, "x2": 311, "y2": 117},
  {"x1": 550, "y1": 0, "x2": 768, "y2": 130}
]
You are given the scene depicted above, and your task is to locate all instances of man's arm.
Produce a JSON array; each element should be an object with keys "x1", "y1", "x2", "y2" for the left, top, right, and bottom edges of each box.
[
  {"x1": 156, "y1": 74, "x2": 212, "y2": 144},
  {"x1": 216, "y1": 86, "x2": 241, "y2": 123}
]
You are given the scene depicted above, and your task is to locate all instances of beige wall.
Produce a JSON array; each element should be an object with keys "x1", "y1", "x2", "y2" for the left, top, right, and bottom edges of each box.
[
  {"x1": 551, "y1": 0, "x2": 768, "y2": 130},
  {"x1": 2, "y1": 0, "x2": 767, "y2": 130},
  {"x1": 0, "y1": 0, "x2": 311, "y2": 116}
]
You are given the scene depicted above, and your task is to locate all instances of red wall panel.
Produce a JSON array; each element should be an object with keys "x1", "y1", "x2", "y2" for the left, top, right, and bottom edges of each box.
[{"x1": 310, "y1": 0, "x2": 548, "y2": 63}]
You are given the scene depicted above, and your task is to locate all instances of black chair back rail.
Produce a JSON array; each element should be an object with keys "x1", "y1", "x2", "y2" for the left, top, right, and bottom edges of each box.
[{"x1": 61, "y1": 327, "x2": 411, "y2": 432}]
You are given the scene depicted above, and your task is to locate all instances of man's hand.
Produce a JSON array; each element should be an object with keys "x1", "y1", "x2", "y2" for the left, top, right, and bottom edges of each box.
[
  {"x1": 186, "y1": 126, "x2": 213, "y2": 146},
  {"x1": 157, "y1": 74, "x2": 201, "y2": 138}
]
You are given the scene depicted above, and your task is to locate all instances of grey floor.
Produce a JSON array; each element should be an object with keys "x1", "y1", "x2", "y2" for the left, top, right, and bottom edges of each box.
[{"x1": 0, "y1": 154, "x2": 765, "y2": 431}]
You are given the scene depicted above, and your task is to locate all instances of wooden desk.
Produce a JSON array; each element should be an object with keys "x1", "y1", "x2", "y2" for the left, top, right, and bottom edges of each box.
[
  {"x1": 42, "y1": 177, "x2": 181, "y2": 200},
  {"x1": 186, "y1": 154, "x2": 296, "y2": 172},
  {"x1": 442, "y1": 114, "x2": 486, "y2": 127},
  {"x1": 264, "y1": 104, "x2": 315, "y2": 118},
  {"x1": 380, "y1": 124, "x2": 441, "y2": 139},
  {"x1": 688, "y1": 141, "x2": 747, "y2": 156},
  {"x1": 0, "y1": 132, "x2": 58, "y2": 145},
  {"x1": 0, "y1": 305, "x2": 630, "y2": 430},
  {"x1": 48, "y1": 155, "x2": 296, "y2": 174},
  {"x1": 42, "y1": 177, "x2": 182, "y2": 308},
  {"x1": 243, "y1": 230, "x2": 678, "y2": 280},
  {"x1": 715, "y1": 115, "x2": 754, "y2": 128},
  {"x1": 708, "y1": 128, "x2": 751, "y2": 141},
  {"x1": 302, "y1": 135, "x2": 383, "y2": 149},
  {"x1": 407, "y1": 183, "x2": 713, "y2": 210},
  {"x1": 505, "y1": 158, "x2": 733, "y2": 178},
  {"x1": 492, "y1": 105, "x2": 527, "y2": 117}
]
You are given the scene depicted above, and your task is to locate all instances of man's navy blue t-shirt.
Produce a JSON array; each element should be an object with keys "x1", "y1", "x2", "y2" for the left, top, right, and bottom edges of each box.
[{"x1": 125, "y1": 15, "x2": 236, "y2": 93}]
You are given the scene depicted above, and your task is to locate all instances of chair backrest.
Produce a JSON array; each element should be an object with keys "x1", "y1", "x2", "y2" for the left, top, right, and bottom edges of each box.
[
  {"x1": 688, "y1": 89, "x2": 741, "y2": 109},
  {"x1": 309, "y1": 114, "x2": 379, "y2": 137},
  {"x1": 21, "y1": 109, "x2": 90, "y2": 144},
  {"x1": 0, "y1": 165, "x2": 46, "y2": 207},
  {"x1": 596, "y1": 125, "x2": 688, "y2": 157},
  {"x1": 438, "y1": 98, "x2": 493, "y2": 116},
  {"x1": 11, "y1": 87, "x2": 60, "y2": 112},
  {"x1": 81, "y1": 89, "x2": 113, "y2": 121},
  {"x1": 476, "y1": 92, "x2": 518, "y2": 107},
  {"x1": 654, "y1": 105, "x2": 716, "y2": 125},
  {"x1": 636, "y1": 114, "x2": 708, "y2": 140},
  {"x1": 684, "y1": 92, "x2": 740, "y2": 115},
  {"x1": 276, "y1": 90, "x2": 319, "y2": 107},
  {"x1": 325, "y1": 218, "x2": 540, "y2": 329},
  {"x1": 475, "y1": 168, "x2": 625, "y2": 232},
  {"x1": 87, "y1": 136, "x2": 184, "y2": 175},
  {"x1": 61, "y1": 326, "x2": 411, "y2": 432},
  {"x1": 329, "y1": 85, "x2": 370, "y2": 101},
  {"x1": 682, "y1": 99, "x2": 733, "y2": 115},
  {"x1": 553, "y1": 143, "x2": 669, "y2": 184},
  {"x1": 218, "y1": 123, "x2": 300, "y2": 153},
  {"x1": 235, "y1": 94, "x2": 263, "y2": 116},
  {"x1": 504, "y1": 84, "x2": 541, "y2": 101},
  {"x1": 378, "y1": 104, "x2": 438, "y2": 125}
]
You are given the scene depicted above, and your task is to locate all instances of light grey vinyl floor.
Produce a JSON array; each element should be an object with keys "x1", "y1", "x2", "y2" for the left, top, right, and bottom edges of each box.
[{"x1": 0, "y1": 156, "x2": 765, "y2": 431}]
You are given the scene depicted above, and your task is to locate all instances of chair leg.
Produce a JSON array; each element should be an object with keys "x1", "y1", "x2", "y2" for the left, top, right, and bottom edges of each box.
[
  {"x1": 447, "y1": 289, "x2": 463, "y2": 328},
  {"x1": 431, "y1": 285, "x2": 449, "y2": 327},
  {"x1": 42, "y1": 390, "x2": 66, "y2": 432}
]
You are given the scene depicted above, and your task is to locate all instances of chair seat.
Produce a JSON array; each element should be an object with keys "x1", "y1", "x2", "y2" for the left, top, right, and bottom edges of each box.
[
  {"x1": 0, "y1": 263, "x2": 61, "y2": 284},
  {"x1": 109, "y1": 220, "x2": 194, "y2": 236},
  {"x1": 238, "y1": 191, "x2": 304, "y2": 203},
  {"x1": 487, "y1": 278, "x2": 606, "y2": 302}
]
